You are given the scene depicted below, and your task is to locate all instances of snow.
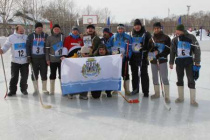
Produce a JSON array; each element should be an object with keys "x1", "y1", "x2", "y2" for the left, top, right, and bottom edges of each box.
[{"x1": 0, "y1": 36, "x2": 210, "y2": 139}]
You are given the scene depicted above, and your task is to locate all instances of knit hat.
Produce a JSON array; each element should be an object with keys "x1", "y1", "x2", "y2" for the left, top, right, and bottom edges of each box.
[
  {"x1": 35, "y1": 22, "x2": 43, "y2": 29},
  {"x1": 103, "y1": 28, "x2": 110, "y2": 33},
  {"x1": 98, "y1": 44, "x2": 107, "y2": 49},
  {"x1": 176, "y1": 24, "x2": 185, "y2": 31},
  {"x1": 72, "y1": 26, "x2": 79, "y2": 32},
  {"x1": 153, "y1": 22, "x2": 161, "y2": 28},
  {"x1": 87, "y1": 24, "x2": 95, "y2": 29},
  {"x1": 52, "y1": 24, "x2": 60, "y2": 29},
  {"x1": 81, "y1": 46, "x2": 90, "y2": 53},
  {"x1": 134, "y1": 19, "x2": 142, "y2": 26},
  {"x1": 117, "y1": 24, "x2": 125, "y2": 29}
]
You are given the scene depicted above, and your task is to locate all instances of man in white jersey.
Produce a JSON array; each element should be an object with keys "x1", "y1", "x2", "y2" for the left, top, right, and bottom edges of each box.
[{"x1": 0, "y1": 25, "x2": 29, "y2": 96}]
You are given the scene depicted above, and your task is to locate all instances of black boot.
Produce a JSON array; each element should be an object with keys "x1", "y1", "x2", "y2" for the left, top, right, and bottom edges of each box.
[
  {"x1": 144, "y1": 93, "x2": 149, "y2": 97},
  {"x1": 131, "y1": 89, "x2": 139, "y2": 95},
  {"x1": 21, "y1": 91, "x2": 28, "y2": 95},
  {"x1": 106, "y1": 91, "x2": 112, "y2": 98},
  {"x1": 8, "y1": 91, "x2": 16, "y2": 97}
]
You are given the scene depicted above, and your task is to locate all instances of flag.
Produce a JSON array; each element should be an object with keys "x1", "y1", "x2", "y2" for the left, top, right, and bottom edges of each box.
[
  {"x1": 107, "y1": 17, "x2": 110, "y2": 26},
  {"x1": 61, "y1": 54, "x2": 122, "y2": 95},
  {"x1": 50, "y1": 21, "x2": 53, "y2": 29},
  {"x1": 77, "y1": 19, "x2": 79, "y2": 26},
  {"x1": 143, "y1": 18, "x2": 146, "y2": 26},
  {"x1": 178, "y1": 16, "x2": 182, "y2": 25}
]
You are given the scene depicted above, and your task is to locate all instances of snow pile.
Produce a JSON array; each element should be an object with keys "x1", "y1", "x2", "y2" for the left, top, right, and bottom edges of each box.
[{"x1": 188, "y1": 29, "x2": 210, "y2": 41}]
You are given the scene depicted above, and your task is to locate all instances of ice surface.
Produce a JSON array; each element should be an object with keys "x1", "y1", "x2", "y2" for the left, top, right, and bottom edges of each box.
[{"x1": 0, "y1": 37, "x2": 210, "y2": 140}]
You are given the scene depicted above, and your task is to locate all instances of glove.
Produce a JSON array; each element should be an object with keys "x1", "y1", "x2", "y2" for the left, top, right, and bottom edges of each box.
[
  {"x1": 193, "y1": 65, "x2": 201, "y2": 81},
  {"x1": 27, "y1": 57, "x2": 31, "y2": 63}
]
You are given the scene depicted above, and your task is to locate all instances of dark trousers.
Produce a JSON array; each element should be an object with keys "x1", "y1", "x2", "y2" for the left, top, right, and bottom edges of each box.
[
  {"x1": 31, "y1": 58, "x2": 48, "y2": 81},
  {"x1": 50, "y1": 62, "x2": 61, "y2": 80},
  {"x1": 130, "y1": 60, "x2": 149, "y2": 94},
  {"x1": 9, "y1": 62, "x2": 29, "y2": 93},
  {"x1": 122, "y1": 60, "x2": 129, "y2": 80},
  {"x1": 176, "y1": 64, "x2": 195, "y2": 89},
  {"x1": 80, "y1": 92, "x2": 88, "y2": 97},
  {"x1": 91, "y1": 91, "x2": 112, "y2": 99}
]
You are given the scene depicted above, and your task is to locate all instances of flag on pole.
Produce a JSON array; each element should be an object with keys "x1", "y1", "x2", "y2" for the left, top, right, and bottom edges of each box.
[
  {"x1": 50, "y1": 21, "x2": 53, "y2": 29},
  {"x1": 107, "y1": 17, "x2": 110, "y2": 26},
  {"x1": 77, "y1": 19, "x2": 79, "y2": 26},
  {"x1": 143, "y1": 18, "x2": 146, "y2": 26},
  {"x1": 178, "y1": 16, "x2": 182, "y2": 25},
  {"x1": 61, "y1": 54, "x2": 122, "y2": 95}
]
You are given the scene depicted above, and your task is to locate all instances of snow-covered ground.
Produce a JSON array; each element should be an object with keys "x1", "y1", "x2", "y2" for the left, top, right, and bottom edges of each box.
[{"x1": 0, "y1": 36, "x2": 210, "y2": 140}]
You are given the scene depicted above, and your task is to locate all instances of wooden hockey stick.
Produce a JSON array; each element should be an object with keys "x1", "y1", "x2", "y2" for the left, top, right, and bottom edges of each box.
[{"x1": 30, "y1": 63, "x2": 52, "y2": 109}]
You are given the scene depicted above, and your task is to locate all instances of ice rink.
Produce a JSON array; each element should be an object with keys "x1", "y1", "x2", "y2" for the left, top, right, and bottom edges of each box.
[{"x1": 0, "y1": 38, "x2": 210, "y2": 140}]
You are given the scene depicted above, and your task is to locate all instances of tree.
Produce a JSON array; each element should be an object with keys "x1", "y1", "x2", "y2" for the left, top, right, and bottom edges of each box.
[{"x1": 0, "y1": 0, "x2": 15, "y2": 36}]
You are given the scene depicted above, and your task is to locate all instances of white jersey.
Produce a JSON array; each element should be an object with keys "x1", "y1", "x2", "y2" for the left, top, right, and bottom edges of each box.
[{"x1": 1, "y1": 33, "x2": 28, "y2": 64}]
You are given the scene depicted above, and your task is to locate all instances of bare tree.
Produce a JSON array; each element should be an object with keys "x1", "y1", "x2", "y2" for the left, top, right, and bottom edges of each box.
[{"x1": 0, "y1": 0, "x2": 15, "y2": 36}]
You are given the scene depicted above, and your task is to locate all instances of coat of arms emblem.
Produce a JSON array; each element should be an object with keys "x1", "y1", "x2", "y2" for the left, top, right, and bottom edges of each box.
[{"x1": 82, "y1": 58, "x2": 101, "y2": 78}]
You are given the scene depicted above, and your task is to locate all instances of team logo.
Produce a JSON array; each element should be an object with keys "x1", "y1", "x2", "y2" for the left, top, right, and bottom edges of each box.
[{"x1": 82, "y1": 58, "x2": 101, "y2": 78}]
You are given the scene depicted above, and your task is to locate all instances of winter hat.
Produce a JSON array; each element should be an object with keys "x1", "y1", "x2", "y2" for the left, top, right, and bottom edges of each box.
[
  {"x1": 98, "y1": 44, "x2": 107, "y2": 49},
  {"x1": 134, "y1": 19, "x2": 142, "y2": 26},
  {"x1": 153, "y1": 22, "x2": 162, "y2": 28},
  {"x1": 81, "y1": 46, "x2": 90, "y2": 54},
  {"x1": 52, "y1": 24, "x2": 60, "y2": 29},
  {"x1": 72, "y1": 26, "x2": 79, "y2": 32},
  {"x1": 176, "y1": 24, "x2": 185, "y2": 31},
  {"x1": 35, "y1": 22, "x2": 43, "y2": 29},
  {"x1": 87, "y1": 24, "x2": 95, "y2": 29},
  {"x1": 117, "y1": 24, "x2": 125, "y2": 29},
  {"x1": 103, "y1": 28, "x2": 110, "y2": 33}
]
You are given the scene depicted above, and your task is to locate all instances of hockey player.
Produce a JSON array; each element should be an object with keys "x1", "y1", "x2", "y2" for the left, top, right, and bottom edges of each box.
[
  {"x1": 148, "y1": 22, "x2": 171, "y2": 103},
  {"x1": 46, "y1": 24, "x2": 65, "y2": 94},
  {"x1": 91, "y1": 44, "x2": 112, "y2": 98},
  {"x1": 83, "y1": 24, "x2": 101, "y2": 55},
  {"x1": 61, "y1": 26, "x2": 83, "y2": 59},
  {"x1": 0, "y1": 25, "x2": 29, "y2": 96},
  {"x1": 108, "y1": 24, "x2": 132, "y2": 95},
  {"x1": 170, "y1": 24, "x2": 201, "y2": 106},
  {"x1": 130, "y1": 19, "x2": 151, "y2": 97},
  {"x1": 26, "y1": 22, "x2": 49, "y2": 95}
]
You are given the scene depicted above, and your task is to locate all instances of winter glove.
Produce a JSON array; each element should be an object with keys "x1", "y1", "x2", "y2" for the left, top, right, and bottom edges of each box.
[{"x1": 193, "y1": 65, "x2": 201, "y2": 81}]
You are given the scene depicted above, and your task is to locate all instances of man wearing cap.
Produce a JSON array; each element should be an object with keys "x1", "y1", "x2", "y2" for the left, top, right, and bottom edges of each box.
[
  {"x1": 26, "y1": 22, "x2": 49, "y2": 95},
  {"x1": 108, "y1": 24, "x2": 132, "y2": 95},
  {"x1": 0, "y1": 25, "x2": 29, "y2": 96},
  {"x1": 148, "y1": 22, "x2": 171, "y2": 103},
  {"x1": 62, "y1": 26, "x2": 83, "y2": 58},
  {"x1": 130, "y1": 19, "x2": 151, "y2": 97},
  {"x1": 83, "y1": 24, "x2": 101, "y2": 55},
  {"x1": 101, "y1": 28, "x2": 113, "y2": 45},
  {"x1": 46, "y1": 24, "x2": 65, "y2": 94},
  {"x1": 170, "y1": 24, "x2": 201, "y2": 106}
]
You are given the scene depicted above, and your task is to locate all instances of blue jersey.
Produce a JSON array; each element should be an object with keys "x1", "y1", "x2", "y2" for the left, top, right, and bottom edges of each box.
[
  {"x1": 108, "y1": 32, "x2": 132, "y2": 59},
  {"x1": 177, "y1": 41, "x2": 192, "y2": 58},
  {"x1": 131, "y1": 37, "x2": 144, "y2": 53}
]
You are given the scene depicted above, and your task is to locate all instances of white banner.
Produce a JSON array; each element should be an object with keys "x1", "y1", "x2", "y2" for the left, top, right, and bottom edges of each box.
[{"x1": 61, "y1": 54, "x2": 122, "y2": 95}]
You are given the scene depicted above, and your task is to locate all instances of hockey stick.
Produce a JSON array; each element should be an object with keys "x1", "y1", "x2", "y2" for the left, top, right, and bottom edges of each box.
[
  {"x1": 118, "y1": 91, "x2": 139, "y2": 103},
  {"x1": 1, "y1": 54, "x2": 8, "y2": 98},
  {"x1": 157, "y1": 60, "x2": 171, "y2": 111},
  {"x1": 30, "y1": 63, "x2": 52, "y2": 109},
  {"x1": 123, "y1": 40, "x2": 129, "y2": 94}
]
